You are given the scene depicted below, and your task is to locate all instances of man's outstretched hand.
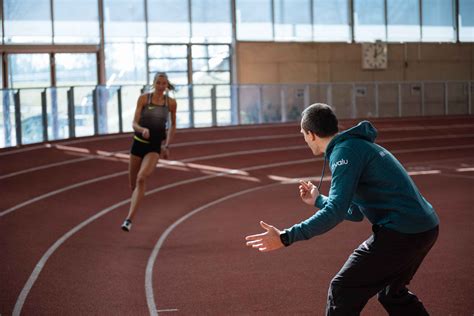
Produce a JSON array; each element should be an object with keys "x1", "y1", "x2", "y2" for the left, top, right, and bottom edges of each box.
[{"x1": 245, "y1": 221, "x2": 284, "y2": 252}]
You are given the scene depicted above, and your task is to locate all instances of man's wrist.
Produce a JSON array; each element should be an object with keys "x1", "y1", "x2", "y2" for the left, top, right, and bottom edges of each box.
[{"x1": 279, "y1": 230, "x2": 290, "y2": 247}]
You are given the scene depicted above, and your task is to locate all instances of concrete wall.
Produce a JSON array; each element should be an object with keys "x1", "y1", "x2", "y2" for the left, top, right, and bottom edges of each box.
[{"x1": 236, "y1": 42, "x2": 474, "y2": 84}]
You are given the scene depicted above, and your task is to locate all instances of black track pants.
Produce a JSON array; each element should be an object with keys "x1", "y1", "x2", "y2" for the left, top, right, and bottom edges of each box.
[{"x1": 326, "y1": 225, "x2": 439, "y2": 316}]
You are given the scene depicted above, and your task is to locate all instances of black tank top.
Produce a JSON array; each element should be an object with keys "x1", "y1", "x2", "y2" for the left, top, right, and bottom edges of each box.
[{"x1": 135, "y1": 93, "x2": 169, "y2": 143}]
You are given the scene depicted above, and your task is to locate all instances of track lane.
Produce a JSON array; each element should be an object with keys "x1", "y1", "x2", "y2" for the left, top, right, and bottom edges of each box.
[{"x1": 2, "y1": 116, "x2": 473, "y2": 315}]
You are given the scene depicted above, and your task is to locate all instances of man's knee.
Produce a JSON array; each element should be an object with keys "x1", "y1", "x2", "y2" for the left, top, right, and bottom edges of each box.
[{"x1": 326, "y1": 279, "x2": 365, "y2": 316}]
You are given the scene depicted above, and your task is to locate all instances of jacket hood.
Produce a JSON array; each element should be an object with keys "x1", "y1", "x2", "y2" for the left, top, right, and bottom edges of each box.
[{"x1": 326, "y1": 121, "x2": 378, "y2": 156}]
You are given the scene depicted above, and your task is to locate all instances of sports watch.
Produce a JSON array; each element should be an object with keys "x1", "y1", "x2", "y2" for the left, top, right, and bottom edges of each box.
[{"x1": 279, "y1": 231, "x2": 290, "y2": 247}]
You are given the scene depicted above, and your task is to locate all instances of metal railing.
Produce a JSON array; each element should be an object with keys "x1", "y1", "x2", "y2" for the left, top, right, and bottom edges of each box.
[{"x1": 1, "y1": 81, "x2": 472, "y2": 149}]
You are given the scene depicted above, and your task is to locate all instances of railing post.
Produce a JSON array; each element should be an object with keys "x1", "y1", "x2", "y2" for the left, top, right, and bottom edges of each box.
[
  {"x1": 280, "y1": 86, "x2": 287, "y2": 122},
  {"x1": 327, "y1": 84, "x2": 333, "y2": 107},
  {"x1": 188, "y1": 85, "x2": 194, "y2": 128},
  {"x1": 444, "y1": 82, "x2": 449, "y2": 115},
  {"x1": 211, "y1": 85, "x2": 217, "y2": 127},
  {"x1": 67, "y1": 87, "x2": 76, "y2": 138},
  {"x1": 41, "y1": 89, "x2": 48, "y2": 141},
  {"x1": 2, "y1": 90, "x2": 12, "y2": 147},
  {"x1": 374, "y1": 82, "x2": 379, "y2": 117},
  {"x1": 92, "y1": 87, "x2": 99, "y2": 135},
  {"x1": 117, "y1": 87, "x2": 123, "y2": 133},
  {"x1": 468, "y1": 81, "x2": 472, "y2": 115},
  {"x1": 421, "y1": 82, "x2": 425, "y2": 116},
  {"x1": 14, "y1": 91, "x2": 22, "y2": 146},
  {"x1": 258, "y1": 86, "x2": 264, "y2": 123},
  {"x1": 304, "y1": 85, "x2": 310, "y2": 108},
  {"x1": 351, "y1": 83, "x2": 356, "y2": 118},
  {"x1": 398, "y1": 83, "x2": 402, "y2": 117}
]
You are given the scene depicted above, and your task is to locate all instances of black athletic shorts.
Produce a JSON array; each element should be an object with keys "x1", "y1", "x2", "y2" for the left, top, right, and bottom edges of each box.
[{"x1": 130, "y1": 134, "x2": 165, "y2": 158}]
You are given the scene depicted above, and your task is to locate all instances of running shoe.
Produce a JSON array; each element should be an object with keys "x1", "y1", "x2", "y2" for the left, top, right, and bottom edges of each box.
[{"x1": 121, "y1": 219, "x2": 132, "y2": 232}]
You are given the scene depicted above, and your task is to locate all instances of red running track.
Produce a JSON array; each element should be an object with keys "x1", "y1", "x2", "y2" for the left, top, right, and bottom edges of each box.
[{"x1": 1, "y1": 115, "x2": 473, "y2": 315}]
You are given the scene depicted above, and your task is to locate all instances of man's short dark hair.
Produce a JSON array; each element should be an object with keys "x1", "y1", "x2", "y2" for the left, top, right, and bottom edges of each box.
[{"x1": 301, "y1": 103, "x2": 339, "y2": 137}]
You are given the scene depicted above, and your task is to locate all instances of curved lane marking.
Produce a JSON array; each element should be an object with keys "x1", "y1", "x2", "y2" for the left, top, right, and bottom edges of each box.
[
  {"x1": 11, "y1": 142, "x2": 474, "y2": 314},
  {"x1": 145, "y1": 182, "x2": 280, "y2": 316}
]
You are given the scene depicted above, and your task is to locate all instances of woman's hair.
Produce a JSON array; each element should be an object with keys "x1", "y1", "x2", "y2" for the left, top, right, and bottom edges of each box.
[
  {"x1": 153, "y1": 72, "x2": 175, "y2": 91},
  {"x1": 301, "y1": 103, "x2": 339, "y2": 137}
]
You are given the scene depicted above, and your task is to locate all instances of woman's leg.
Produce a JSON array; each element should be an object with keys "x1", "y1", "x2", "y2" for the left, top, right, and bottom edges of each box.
[
  {"x1": 125, "y1": 152, "x2": 159, "y2": 221},
  {"x1": 129, "y1": 154, "x2": 142, "y2": 191}
]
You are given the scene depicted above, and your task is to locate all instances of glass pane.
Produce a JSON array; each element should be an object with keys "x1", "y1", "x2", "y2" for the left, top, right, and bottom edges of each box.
[
  {"x1": 53, "y1": 0, "x2": 99, "y2": 44},
  {"x1": 217, "y1": 110, "x2": 231, "y2": 125},
  {"x1": 105, "y1": 42, "x2": 147, "y2": 85},
  {"x1": 46, "y1": 87, "x2": 70, "y2": 140},
  {"x1": 73, "y1": 87, "x2": 96, "y2": 137},
  {"x1": 193, "y1": 72, "x2": 230, "y2": 84},
  {"x1": 274, "y1": 0, "x2": 312, "y2": 41},
  {"x1": 192, "y1": 45, "x2": 229, "y2": 58},
  {"x1": 1, "y1": 90, "x2": 17, "y2": 147},
  {"x1": 19, "y1": 89, "x2": 44, "y2": 145},
  {"x1": 104, "y1": 0, "x2": 146, "y2": 41},
  {"x1": 120, "y1": 85, "x2": 143, "y2": 132},
  {"x1": 4, "y1": 0, "x2": 52, "y2": 43},
  {"x1": 313, "y1": 0, "x2": 351, "y2": 42},
  {"x1": 191, "y1": 0, "x2": 232, "y2": 43},
  {"x1": 148, "y1": 0, "x2": 190, "y2": 43},
  {"x1": 150, "y1": 59, "x2": 188, "y2": 72},
  {"x1": 459, "y1": 0, "x2": 474, "y2": 42},
  {"x1": 149, "y1": 45, "x2": 188, "y2": 58},
  {"x1": 387, "y1": 0, "x2": 420, "y2": 42},
  {"x1": 236, "y1": 0, "x2": 273, "y2": 40},
  {"x1": 55, "y1": 54, "x2": 98, "y2": 86},
  {"x1": 149, "y1": 72, "x2": 188, "y2": 85},
  {"x1": 422, "y1": 0, "x2": 455, "y2": 42},
  {"x1": 193, "y1": 59, "x2": 230, "y2": 72},
  {"x1": 148, "y1": 45, "x2": 189, "y2": 85},
  {"x1": 9, "y1": 54, "x2": 51, "y2": 88},
  {"x1": 194, "y1": 111, "x2": 212, "y2": 127},
  {"x1": 354, "y1": 0, "x2": 386, "y2": 42}
]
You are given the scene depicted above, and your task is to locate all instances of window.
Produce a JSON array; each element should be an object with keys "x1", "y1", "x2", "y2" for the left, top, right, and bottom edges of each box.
[
  {"x1": 105, "y1": 43, "x2": 147, "y2": 85},
  {"x1": 148, "y1": 0, "x2": 190, "y2": 43},
  {"x1": 274, "y1": 0, "x2": 312, "y2": 41},
  {"x1": 104, "y1": 0, "x2": 146, "y2": 41},
  {"x1": 459, "y1": 0, "x2": 474, "y2": 42},
  {"x1": 387, "y1": 0, "x2": 420, "y2": 42},
  {"x1": 53, "y1": 0, "x2": 100, "y2": 44},
  {"x1": 422, "y1": 0, "x2": 455, "y2": 42},
  {"x1": 313, "y1": 0, "x2": 351, "y2": 42},
  {"x1": 236, "y1": 0, "x2": 273, "y2": 40},
  {"x1": 354, "y1": 0, "x2": 386, "y2": 42},
  {"x1": 192, "y1": 0, "x2": 232, "y2": 43},
  {"x1": 8, "y1": 54, "x2": 51, "y2": 88},
  {"x1": 4, "y1": 0, "x2": 52, "y2": 43},
  {"x1": 148, "y1": 45, "x2": 189, "y2": 85},
  {"x1": 55, "y1": 54, "x2": 98, "y2": 86}
]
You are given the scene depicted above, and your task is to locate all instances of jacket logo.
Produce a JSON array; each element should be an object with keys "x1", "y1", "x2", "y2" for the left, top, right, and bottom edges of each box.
[{"x1": 331, "y1": 159, "x2": 348, "y2": 171}]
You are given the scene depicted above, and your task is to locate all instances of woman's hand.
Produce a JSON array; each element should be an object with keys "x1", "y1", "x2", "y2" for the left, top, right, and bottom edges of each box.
[
  {"x1": 162, "y1": 146, "x2": 170, "y2": 159},
  {"x1": 141, "y1": 128, "x2": 150, "y2": 139}
]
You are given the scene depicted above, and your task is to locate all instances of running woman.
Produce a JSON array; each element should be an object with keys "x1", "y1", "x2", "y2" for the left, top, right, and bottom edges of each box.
[{"x1": 121, "y1": 72, "x2": 177, "y2": 232}]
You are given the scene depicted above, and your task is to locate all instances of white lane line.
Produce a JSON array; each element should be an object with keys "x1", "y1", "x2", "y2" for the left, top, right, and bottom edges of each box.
[
  {"x1": 156, "y1": 309, "x2": 178, "y2": 313},
  {"x1": 3, "y1": 142, "x2": 474, "y2": 219},
  {"x1": 0, "y1": 171, "x2": 128, "y2": 218},
  {"x1": 457, "y1": 167, "x2": 474, "y2": 172},
  {"x1": 2, "y1": 130, "x2": 473, "y2": 179},
  {"x1": 12, "y1": 143, "x2": 473, "y2": 314},
  {"x1": 145, "y1": 183, "x2": 279, "y2": 316},
  {"x1": 0, "y1": 157, "x2": 93, "y2": 180}
]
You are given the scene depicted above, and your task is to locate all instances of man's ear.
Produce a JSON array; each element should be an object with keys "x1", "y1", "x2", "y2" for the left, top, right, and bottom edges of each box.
[{"x1": 309, "y1": 131, "x2": 317, "y2": 141}]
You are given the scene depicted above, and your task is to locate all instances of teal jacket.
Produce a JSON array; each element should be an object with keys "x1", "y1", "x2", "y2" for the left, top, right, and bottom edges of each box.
[{"x1": 286, "y1": 121, "x2": 439, "y2": 245}]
